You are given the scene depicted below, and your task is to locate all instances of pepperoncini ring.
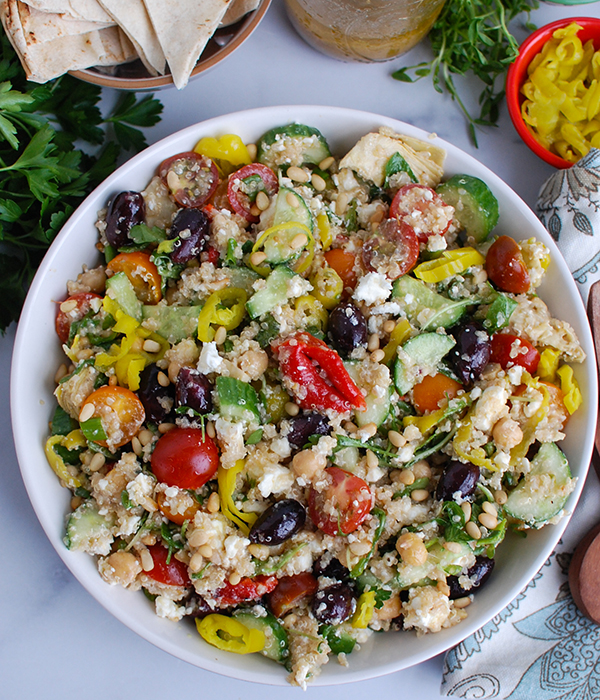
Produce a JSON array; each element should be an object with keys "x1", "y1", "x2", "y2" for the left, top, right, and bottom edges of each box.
[
  {"x1": 250, "y1": 222, "x2": 314, "y2": 277},
  {"x1": 45, "y1": 434, "x2": 82, "y2": 489},
  {"x1": 413, "y1": 248, "x2": 485, "y2": 284},
  {"x1": 196, "y1": 614, "x2": 265, "y2": 654},
  {"x1": 218, "y1": 460, "x2": 258, "y2": 535},
  {"x1": 197, "y1": 288, "x2": 248, "y2": 343},
  {"x1": 194, "y1": 134, "x2": 251, "y2": 170},
  {"x1": 352, "y1": 590, "x2": 376, "y2": 629}
]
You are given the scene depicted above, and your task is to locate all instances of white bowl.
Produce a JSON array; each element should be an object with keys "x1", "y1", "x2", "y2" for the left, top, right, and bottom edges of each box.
[{"x1": 10, "y1": 106, "x2": 598, "y2": 686}]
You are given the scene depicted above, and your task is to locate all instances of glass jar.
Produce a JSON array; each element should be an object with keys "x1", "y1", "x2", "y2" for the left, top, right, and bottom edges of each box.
[{"x1": 284, "y1": 0, "x2": 445, "y2": 63}]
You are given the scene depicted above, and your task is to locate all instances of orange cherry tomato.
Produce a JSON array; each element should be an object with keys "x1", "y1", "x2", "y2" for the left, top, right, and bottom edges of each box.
[
  {"x1": 155, "y1": 490, "x2": 200, "y2": 525},
  {"x1": 485, "y1": 236, "x2": 530, "y2": 294},
  {"x1": 107, "y1": 251, "x2": 162, "y2": 305},
  {"x1": 266, "y1": 573, "x2": 318, "y2": 618},
  {"x1": 55, "y1": 292, "x2": 101, "y2": 345},
  {"x1": 324, "y1": 248, "x2": 358, "y2": 292},
  {"x1": 81, "y1": 386, "x2": 145, "y2": 449},
  {"x1": 412, "y1": 372, "x2": 463, "y2": 414}
]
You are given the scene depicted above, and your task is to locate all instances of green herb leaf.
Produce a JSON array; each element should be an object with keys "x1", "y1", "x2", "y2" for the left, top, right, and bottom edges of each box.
[
  {"x1": 80, "y1": 417, "x2": 108, "y2": 443},
  {"x1": 51, "y1": 404, "x2": 75, "y2": 436},
  {"x1": 128, "y1": 223, "x2": 167, "y2": 245},
  {"x1": 246, "y1": 429, "x2": 263, "y2": 445},
  {"x1": 384, "y1": 152, "x2": 417, "y2": 187}
]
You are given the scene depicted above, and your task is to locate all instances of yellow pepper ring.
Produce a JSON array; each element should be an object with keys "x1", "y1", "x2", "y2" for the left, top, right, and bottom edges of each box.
[
  {"x1": 413, "y1": 248, "x2": 485, "y2": 284},
  {"x1": 196, "y1": 614, "x2": 265, "y2": 654},
  {"x1": 218, "y1": 461, "x2": 258, "y2": 535},
  {"x1": 250, "y1": 222, "x2": 314, "y2": 277},
  {"x1": 45, "y1": 434, "x2": 83, "y2": 489},
  {"x1": 193, "y1": 134, "x2": 251, "y2": 167},
  {"x1": 197, "y1": 288, "x2": 248, "y2": 343},
  {"x1": 351, "y1": 590, "x2": 376, "y2": 629}
]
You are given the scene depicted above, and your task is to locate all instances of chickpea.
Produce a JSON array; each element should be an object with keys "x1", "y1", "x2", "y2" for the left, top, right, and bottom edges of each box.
[
  {"x1": 375, "y1": 594, "x2": 402, "y2": 621},
  {"x1": 492, "y1": 417, "x2": 523, "y2": 450},
  {"x1": 291, "y1": 449, "x2": 326, "y2": 482},
  {"x1": 396, "y1": 532, "x2": 428, "y2": 566},
  {"x1": 412, "y1": 460, "x2": 431, "y2": 479},
  {"x1": 104, "y1": 551, "x2": 142, "y2": 586},
  {"x1": 238, "y1": 349, "x2": 269, "y2": 380}
]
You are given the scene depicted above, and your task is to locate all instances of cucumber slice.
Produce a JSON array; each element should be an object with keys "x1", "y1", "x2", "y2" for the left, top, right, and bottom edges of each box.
[
  {"x1": 246, "y1": 266, "x2": 295, "y2": 319},
  {"x1": 216, "y1": 376, "x2": 261, "y2": 422},
  {"x1": 394, "y1": 332, "x2": 456, "y2": 395},
  {"x1": 392, "y1": 276, "x2": 474, "y2": 330},
  {"x1": 141, "y1": 305, "x2": 202, "y2": 344},
  {"x1": 345, "y1": 361, "x2": 391, "y2": 428},
  {"x1": 232, "y1": 609, "x2": 290, "y2": 663},
  {"x1": 396, "y1": 542, "x2": 473, "y2": 589},
  {"x1": 320, "y1": 624, "x2": 356, "y2": 655},
  {"x1": 436, "y1": 174, "x2": 499, "y2": 242},
  {"x1": 64, "y1": 501, "x2": 114, "y2": 554},
  {"x1": 257, "y1": 123, "x2": 331, "y2": 169},
  {"x1": 505, "y1": 442, "x2": 575, "y2": 527},
  {"x1": 262, "y1": 222, "x2": 311, "y2": 266},
  {"x1": 105, "y1": 271, "x2": 142, "y2": 321},
  {"x1": 228, "y1": 267, "x2": 260, "y2": 294},
  {"x1": 273, "y1": 187, "x2": 314, "y2": 232}
]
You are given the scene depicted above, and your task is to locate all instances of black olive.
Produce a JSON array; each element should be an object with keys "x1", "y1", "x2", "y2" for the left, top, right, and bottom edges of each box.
[
  {"x1": 137, "y1": 364, "x2": 174, "y2": 424},
  {"x1": 311, "y1": 583, "x2": 356, "y2": 624},
  {"x1": 105, "y1": 191, "x2": 145, "y2": 249},
  {"x1": 313, "y1": 555, "x2": 350, "y2": 582},
  {"x1": 447, "y1": 556, "x2": 495, "y2": 599},
  {"x1": 286, "y1": 412, "x2": 331, "y2": 450},
  {"x1": 168, "y1": 208, "x2": 209, "y2": 263},
  {"x1": 175, "y1": 368, "x2": 213, "y2": 414},
  {"x1": 249, "y1": 499, "x2": 306, "y2": 546},
  {"x1": 436, "y1": 460, "x2": 480, "y2": 501},
  {"x1": 448, "y1": 321, "x2": 491, "y2": 387},
  {"x1": 327, "y1": 301, "x2": 368, "y2": 356}
]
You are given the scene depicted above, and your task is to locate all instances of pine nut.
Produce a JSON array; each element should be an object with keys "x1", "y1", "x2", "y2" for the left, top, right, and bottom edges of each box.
[
  {"x1": 206, "y1": 421, "x2": 216, "y2": 439},
  {"x1": 287, "y1": 166, "x2": 309, "y2": 183},
  {"x1": 478, "y1": 512, "x2": 498, "y2": 530},
  {"x1": 198, "y1": 545, "x2": 213, "y2": 558},
  {"x1": 335, "y1": 193, "x2": 349, "y2": 216},
  {"x1": 131, "y1": 436, "x2": 143, "y2": 457},
  {"x1": 89, "y1": 452, "x2": 106, "y2": 472},
  {"x1": 158, "y1": 422, "x2": 176, "y2": 434},
  {"x1": 256, "y1": 190, "x2": 270, "y2": 211},
  {"x1": 290, "y1": 233, "x2": 308, "y2": 250},
  {"x1": 411, "y1": 489, "x2": 430, "y2": 502},
  {"x1": 214, "y1": 326, "x2": 227, "y2": 345},
  {"x1": 229, "y1": 572, "x2": 242, "y2": 585},
  {"x1": 249, "y1": 204, "x2": 261, "y2": 218},
  {"x1": 366, "y1": 450, "x2": 379, "y2": 470},
  {"x1": 494, "y1": 489, "x2": 508, "y2": 505},
  {"x1": 188, "y1": 529, "x2": 210, "y2": 547},
  {"x1": 319, "y1": 156, "x2": 334, "y2": 170},
  {"x1": 367, "y1": 333, "x2": 380, "y2": 351},
  {"x1": 388, "y1": 430, "x2": 405, "y2": 448},
  {"x1": 349, "y1": 541, "x2": 372, "y2": 556},
  {"x1": 344, "y1": 421, "x2": 358, "y2": 433},
  {"x1": 437, "y1": 581, "x2": 451, "y2": 597},
  {"x1": 166, "y1": 171, "x2": 179, "y2": 192},
  {"x1": 397, "y1": 470, "x2": 415, "y2": 486},
  {"x1": 189, "y1": 552, "x2": 205, "y2": 573},
  {"x1": 443, "y1": 541, "x2": 463, "y2": 553},
  {"x1": 311, "y1": 173, "x2": 326, "y2": 191},
  {"x1": 246, "y1": 143, "x2": 257, "y2": 161},
  {"x1": 286, "y1": 191, "x2": 299, "y2": 208},
  {"x1": 167, "y1": 362, "x2": 181, "y2": 383},
  {"x1": 70, "y1": 495, "x2": 83, "y2": 510},
  {"x1": 157, "y1": 371, "x2": 170, "y2": 387},
  {"x1": 60, "y1": 299, "x2": 78, "y2": 313},
  {"x1": 54, "y1": 364, "x2": 68, "y2": 383},
  {"x1": 360, "y1": 422, "x2": 378, "y2": 438},
  {"x1": 138, "y1": 429, "x2": 154, "y2": 446},
  {"x1": 383, "y1": 320, "x2": 396, "y2": 334},
  {"x1": 248, "y1": 543, "x2": 270, "y2": 560},
  {"x1": 108, "y1": 375, "x2": 118, "y2": 386},
  {"x1": 207, "y1": 492, "x2": 220, "y2": 513},
  {"x1": 142, "y1": 339, "x2": 161, "y2": 353},
  {"x1": 461, "y1": 502, "x2": 472, "y2": 521},
  {"x1": 285, "y1": 402, "x2": 300, "y2": 416},
  {"x1": 482, "y1": 501, "x2": 497, "y2": 516},
  {"x1": 79, "y1": 403, "x2": 95, "y2": 423},
  {"x1": 465, "y1": 521, "x2": 482, "y2": 540},
  {"x1": 454, "y1": 596, "x2": 472, "y2": 609},
  {"x1": 250, "y1": 251, "x2": 267, "y2": 266},
  {"x1": 371, "y1": 349, "x2": 385, "y2": 363},
  {"x1": 140, "y1": 548, "x2": 154, "y2": 571}
]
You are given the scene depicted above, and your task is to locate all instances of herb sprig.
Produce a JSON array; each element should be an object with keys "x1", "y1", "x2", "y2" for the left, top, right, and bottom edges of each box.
[
  {"x1": 392, "y1": 0, "x2": 538, "y2": 145},
  {"x1": 0, "y1": 33, "x2": 163, "y2": 332}
]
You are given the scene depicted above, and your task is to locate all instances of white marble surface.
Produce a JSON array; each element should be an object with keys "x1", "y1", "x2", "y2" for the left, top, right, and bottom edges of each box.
[{"x1": 2, "y1": 2, "x2": 598, "y2": 698}]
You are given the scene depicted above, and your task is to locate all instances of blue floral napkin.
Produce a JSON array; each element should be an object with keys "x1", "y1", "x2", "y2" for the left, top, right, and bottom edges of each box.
[{"x1": 440, "y1": 149, "x2": 600, "y2": 700}]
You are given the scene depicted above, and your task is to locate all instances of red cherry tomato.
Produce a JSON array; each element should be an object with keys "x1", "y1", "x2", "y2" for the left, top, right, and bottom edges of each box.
[
  {"x1": 151, "y1": 427, "x2": 219, "y2": 490},
  {"x1": 308, "y1": 466, "x2": 372, "y2": 536},
  {"x1": 216, "y1": 575, "x2": 278, "y2": 607},
  {"x1": 389, "y1": 184, "x2": 453, "y2": 243},
  {"x1": 227, "y1": 163, "x2": 279, "y2": 222},
  {"x1": 145, "y1": 544, "x2": 190, "y2": 587},
  {"x1": 56, "y1": 292, "x2": 102, "y2": 345},
  {"x1": 485, "y1": 235, "x2": 530, "y2": 294},
  {"x1": 362, "y1": 218, "x2": 419, "y2": 279},
  {"x1": 159, "y1": 152, "x2": 219, "y2": 208},
  {"x1": 81, "y1": 386, "x2": 145, "y2": 449},
  {"x1": 490, "y1": 333, "x2": 540, "y2": 373},
  {"x1": 266, "y1": 573, "x2": 318, "y2": 618}
]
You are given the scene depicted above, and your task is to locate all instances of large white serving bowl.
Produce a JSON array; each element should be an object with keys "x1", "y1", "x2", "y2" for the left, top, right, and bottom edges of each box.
[{"x1": 10, "y1": 106, "x2": 598, "y2": 686}]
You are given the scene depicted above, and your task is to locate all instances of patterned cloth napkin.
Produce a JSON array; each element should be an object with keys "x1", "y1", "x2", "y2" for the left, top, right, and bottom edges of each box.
[{"x1": 440, "y1": 149, "x2": 600, "y2": 700}]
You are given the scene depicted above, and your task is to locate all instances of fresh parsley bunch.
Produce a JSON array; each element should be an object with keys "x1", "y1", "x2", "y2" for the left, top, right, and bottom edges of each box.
[
  {"x1": 392, "y1": 0, "x2": 538, "y2": 145},
  {"x1": 0, "y1": 32, "x2": 163, "y2": 331}
]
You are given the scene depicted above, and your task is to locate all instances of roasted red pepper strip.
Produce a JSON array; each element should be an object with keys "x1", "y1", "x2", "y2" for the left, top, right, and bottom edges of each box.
[
  {"x1": 274, "y1": 332, "x2": 366, "y2": 413},
  {"x1": 215, "y1": 575, "x2": 278, "y2": 607}
]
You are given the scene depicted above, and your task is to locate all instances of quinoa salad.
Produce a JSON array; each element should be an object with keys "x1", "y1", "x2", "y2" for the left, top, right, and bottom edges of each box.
[{"x1": 47, "y1": 123, "x2": 585, "y2": 687}]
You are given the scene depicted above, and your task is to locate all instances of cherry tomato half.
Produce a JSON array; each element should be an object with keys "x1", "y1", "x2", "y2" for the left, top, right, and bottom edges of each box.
[
  {"x1": 362, "y1": 218, "x2": 419, "y2": 279},
  {"x1": 389, "y1": 184, "x2": 453, "y2": 243},
  {"x1": 308, "y1": 466, "x2": 372, "y2": 536},
  {"x1": 155, "y1": 491, "x2": 199, "y2": 526},
  {"x1": 266, "y1": 573, "x2": 318, "y2": 618},
  {"x1": 106, "y1": 251, "x2": 162, "y2": 305},
  {"x1": 216, "y1": 575, "x2": 278, "y2": 607},
  {"x1": 145, "y1": 544, "x2": 190, "y2": 587},
  {"x1": 55, "y1": 292, "x2": 101, "y2": 345},
  {"x1": 159, "y1": 152, "x2": 219, "y2": 208},
  {"x1": 227, "y1": 163, "x2": 279, "y2": 223},
  {"x1": 485, "y1": 235, "x2": 530, "y2": 294},
  {"x1": 81, "y1": 386, "x2": 145, "y2": 449},
  {"x1": 490, "y1": 333, "x2": 540, "y2": 373},
  {"x1": 151, "y1": 427, "x2": 219, "y2": 490},
  {"x1": 323, "y1": 248, "x2": 358, "y2": 293},
  {"x1": 412, "y1": 372, "x2": 463, "y2": 414}
]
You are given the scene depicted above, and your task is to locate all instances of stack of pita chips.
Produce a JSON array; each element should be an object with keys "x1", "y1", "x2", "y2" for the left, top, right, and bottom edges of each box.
[{"x1": 0, "y1": 0, "x2": 260, "y2": 89}]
